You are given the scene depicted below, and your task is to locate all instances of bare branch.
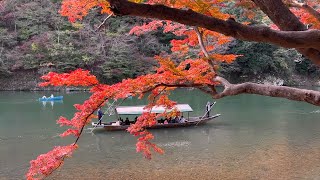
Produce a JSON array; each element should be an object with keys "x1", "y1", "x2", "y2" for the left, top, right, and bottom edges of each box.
[
  {"x1": 96, "y1": 13, "x2": 114, "y2": 31},
  {"x1": 214, "y1": 76, "x2": 231, "y2": 87},
  {"x1": 194, "y1": 27, "x2": 216, "y2": 71},
  {"x1": 194, "y1": 27, "x2": 210, "y2": 59},
  {"x1": 213, "y1": 76, "x2": 320, "y2": 106},
  {"x1": 193, "y1": 26, "x2": 220, "y2": 94}
]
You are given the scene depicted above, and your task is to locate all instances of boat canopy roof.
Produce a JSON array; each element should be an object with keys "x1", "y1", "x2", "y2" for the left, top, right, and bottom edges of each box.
[{"x1": 115, "y1": 104, "x2": 193, "y2": 115}]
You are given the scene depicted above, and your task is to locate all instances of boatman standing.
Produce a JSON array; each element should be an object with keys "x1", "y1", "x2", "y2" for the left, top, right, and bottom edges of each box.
[
  {"x1": 97, "y1": 108, "x2": 105, "y2": 125},
  {"x1": 206, "y1": 102, "x2": 215, "y2": 117}
]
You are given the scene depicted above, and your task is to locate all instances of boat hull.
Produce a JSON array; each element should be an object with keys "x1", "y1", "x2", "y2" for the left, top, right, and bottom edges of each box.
[
  {"x1": 91, "y1": 114, "x2": 221, "y2": 131},
  {"x1": 39, "y1": 96, "x2": 63, "y2": 101}
]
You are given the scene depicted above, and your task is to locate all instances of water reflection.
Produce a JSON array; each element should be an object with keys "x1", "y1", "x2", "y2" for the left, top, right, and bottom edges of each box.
[
  {"x1": 88, "y1": 124, "x2": 223, "y2": 160},
  {"x1": 40, "y1": 100, "x2": 63, "y2": 109},
  {"x1": 2, "y1": 90, "x2": 320, "y2": 179},
  {"x1": 52, "y1": 123, "x2": 320, "y2": 180}
]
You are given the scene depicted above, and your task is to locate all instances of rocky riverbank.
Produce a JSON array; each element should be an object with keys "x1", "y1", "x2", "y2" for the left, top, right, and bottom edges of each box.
[
  {"x1": 0, "y1": 71, "x2": 86, "y2": 91},
  {"x1": 1, "y1": 71, "x2": 319, "y2": 91}
]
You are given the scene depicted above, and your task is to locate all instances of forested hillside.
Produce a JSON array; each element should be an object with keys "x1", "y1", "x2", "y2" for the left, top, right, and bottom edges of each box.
[{"x1": 0, "y1": 0, "x2": 319, "y2": 90}]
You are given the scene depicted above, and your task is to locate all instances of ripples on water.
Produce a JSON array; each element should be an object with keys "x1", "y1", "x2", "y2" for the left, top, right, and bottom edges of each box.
[
  {"x1": 2, "y1": 90, "x2": 320, "y2": 179},
  {"x1": 310, "y1": 109, "x2": 320, "y2": 114},
  {"x1": 159, "y1": 140, "x2": 191, "y2": 148},
  {"x1": 281, "y1": 109, "x2": 320, "y2": 114}
]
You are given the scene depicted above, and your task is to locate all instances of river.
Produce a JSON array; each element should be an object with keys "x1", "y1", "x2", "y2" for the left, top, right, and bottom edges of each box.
[{"x1": 1, "y1": 89, "x2": 320, "y2": 179}]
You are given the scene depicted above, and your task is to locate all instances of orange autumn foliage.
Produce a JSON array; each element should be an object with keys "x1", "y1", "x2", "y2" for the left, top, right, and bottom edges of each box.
[
  {"x1": 27, "y1": 0, "x2": 320, "y2": 179},
  {"x1": 60, "y1": 0, "x2": 111, "y2": 22},
  {"x1": 27, "y1": 58, "x2": 216, "y2": 179},
  {"x1": 27, "y1": 1, "x2": 242, "y2": 178}
]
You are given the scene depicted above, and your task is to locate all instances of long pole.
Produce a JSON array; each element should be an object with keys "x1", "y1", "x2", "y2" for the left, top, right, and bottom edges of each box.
[
  {"x1": 90, "y1": 112, "x2": 107, "y2": 133},
  {"x1": 90, "y1": 97, "x2": 128, "y2": 133},
  {"x1": 196, "y1": 102, "x2": 216, "y2": 126},
  {"x1": 91, "y1": 99, "x2": 118, "y2": 132}
]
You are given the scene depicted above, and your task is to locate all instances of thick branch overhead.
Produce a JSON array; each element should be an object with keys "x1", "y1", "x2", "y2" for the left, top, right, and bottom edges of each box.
[
  {"x1": 106, "y1": 0, "x2": 320, "y2": 54},
  {"x1": 106, "y1": 0, "x2": 320, "y2": 107},
  {"x1": 213, "y1": 77, "x2": 320, "y2": 106},
  {"x1": 252, "y1": 0, "x2": 320, "y2": 64}
]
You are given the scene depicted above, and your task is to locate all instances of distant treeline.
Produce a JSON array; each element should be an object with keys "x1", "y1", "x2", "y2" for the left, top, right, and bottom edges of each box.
[{"x1": 0, "y1": 0, "x2": 319, "y2": 87}]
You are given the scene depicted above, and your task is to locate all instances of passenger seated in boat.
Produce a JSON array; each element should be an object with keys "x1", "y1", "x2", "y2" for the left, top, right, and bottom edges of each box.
[
  {"x1": 157, "y1": 118, "x2": 164, "y2": 124},
  {"x1": 134, "y1": 116, "x2": 138, "y2": 123},
  {"x1": 169, "y1": 117, "x2": 175, "y2": 123},
  {"x1": 179, "y1": 116, "x2": 186, "y2": 123},
  {"x1": 164, "y1": 119, "x2": 168, "y2": 124},
  {"x1": 125, "y1": 117, "x2": 130, "y2": 125},
  {"x1": 119, "y1": 117, "x2": 124, "y2": 125},
  {"x1": 160, "y1": 118, "x2": 165, "y2": 124},
  {"x1": 171, "y1": 117, "x2": 175, "y2": 123},
  {"x1": 174, "y1": 116, "x2": 179, "y2": 123},
  {"x1": 112, "y1": 120, "x2": 121, "y2": 126}
]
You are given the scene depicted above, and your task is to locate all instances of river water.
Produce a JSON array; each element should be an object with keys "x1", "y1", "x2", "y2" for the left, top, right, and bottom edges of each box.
[{"x1": 1, "y1": 89, "x2": 320, "y2": 179}]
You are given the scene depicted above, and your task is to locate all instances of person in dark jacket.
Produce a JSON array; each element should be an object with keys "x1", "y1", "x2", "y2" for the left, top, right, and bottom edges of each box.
[
  {"x1": 206, "y1": 102, "x2": 215, "y2": 117},
  {"x1": 125, "y1": 117, "x2": 130, "y2": 125},
  {"x1": 97, "y1": 108, "x2": 105, "y2": 125}
]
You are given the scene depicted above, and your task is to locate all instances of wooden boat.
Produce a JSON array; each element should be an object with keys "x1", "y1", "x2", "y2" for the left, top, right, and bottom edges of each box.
[
  {"x1": 91, "y1": 103, "x2": 220, "y2": 131},
  {"x1": 39, "y1": 96, "x2": 63, "y2": 101}
]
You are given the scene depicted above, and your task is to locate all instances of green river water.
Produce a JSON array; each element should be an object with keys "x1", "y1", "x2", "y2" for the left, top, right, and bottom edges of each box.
[{"x1": 1, "y1": 89, "x2": 320, "y2": 179}]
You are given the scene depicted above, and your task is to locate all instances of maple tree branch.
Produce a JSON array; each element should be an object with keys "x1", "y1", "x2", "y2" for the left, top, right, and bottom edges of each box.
[
  {"x1": 213, "y1": 76, "x2": 320, "y2": 106},
  {"x1": 138, "y1": 76, "x2": 320, "y2": 107},
  {"x1": 106, "y1": 0, "x2": 320, "y2": 51},
  {"x1": 252, "y1": 0, "x2": 306, "y2": 31},
  {"x1": 251, "y1": 0, "x2": 320, "y2": 64},
  {"x1": 194, "y1": 27, "x2": 216, "y2": 70},
  {"x1": 194, "y1": 26, "x2": 219, "y2": 94},
  {"x1": 44, "y1": 96, "x2": 107, "y2": 178},
  {"x1": 141, "y1": 83, "x2": 208, "y2": 94},
  {"x1": 140, "y1": 83, "x2": 218, "y2": 99},
  {"x1": 194, "y1": 27, "x2": 210, "y2": 58},
  {"x1": 74, "y1": 97, "x2": 108, "y2": 144}
]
